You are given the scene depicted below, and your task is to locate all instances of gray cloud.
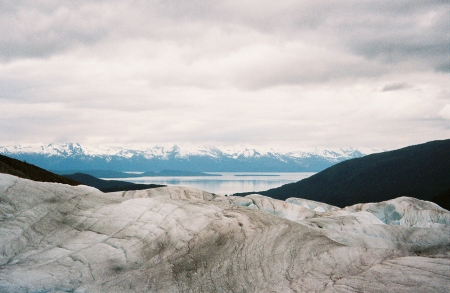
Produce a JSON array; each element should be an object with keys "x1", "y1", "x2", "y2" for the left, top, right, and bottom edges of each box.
[
  {"x1": 328, "y1": 1, "x2": 449, "y2": 73},
  {"x1": 1, "y1": 1, "x2": 447, "y2": 78},
  {"x1": 0, "y1": 1, "x2": 116, "y2": 60},
  {"x1": 0, "y1": 1, "x2": 449, "y2": 149},
  {"x1": 381, "y1": 82, "x2": 412, "y2": 92}
]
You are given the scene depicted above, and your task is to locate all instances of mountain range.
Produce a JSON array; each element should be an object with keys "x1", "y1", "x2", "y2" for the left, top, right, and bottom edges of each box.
[
  {"x1": 1, "y1": 141, "x2": 449, "y2": 290},
  {"x1": 0, "y1": 143, "x2": 379, "y2": 172}
]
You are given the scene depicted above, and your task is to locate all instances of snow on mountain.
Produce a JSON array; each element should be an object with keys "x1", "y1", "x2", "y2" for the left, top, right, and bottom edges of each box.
[
  {"x1": 0, "y1": 143, "x2": 124, "y2": 157},
  {"x1": 0, "y1": 173, "x2": 448, "y2": 292},
  {"x1": 0, "y1": 143, "x2": 379, "y2": 159},
  {"x1": 0, "y1": 143, "x2": 381, "y2": 172}
]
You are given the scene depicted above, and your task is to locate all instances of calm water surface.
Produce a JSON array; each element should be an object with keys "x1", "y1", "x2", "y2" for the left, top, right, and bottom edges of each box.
[{"x1": 106, "y1": 172, "x2": 315, "y2": 195}]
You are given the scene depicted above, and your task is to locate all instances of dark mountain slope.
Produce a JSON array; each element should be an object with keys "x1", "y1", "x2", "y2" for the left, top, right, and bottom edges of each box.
[
  {"x1": 0, "y1": 154, "x2": 80, "y2": 186},
  {"x1": 0, "y1": 154, "x2": 164, "y2": 193},
  {"x1": 63, "y1": 173, "x2": 165, "y2": 193},
  {"x1": 432, "y1": 188, "x2": 450, "y2": 211},
  {"x1": 237, "y1": 139, "x2": 450, "y2": 209}
]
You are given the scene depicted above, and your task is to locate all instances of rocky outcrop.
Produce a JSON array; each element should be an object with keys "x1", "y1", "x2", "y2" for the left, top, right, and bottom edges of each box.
[{"x1": 0, "y1": 174, "x2": 449, "y2": 292}]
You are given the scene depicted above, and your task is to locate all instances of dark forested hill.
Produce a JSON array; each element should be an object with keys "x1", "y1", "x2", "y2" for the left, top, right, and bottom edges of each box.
[
  {"x1": 62, "y1": 173, "x2": 165, "y2": 192},
  {"x1": 0, "y1": 154, "x2": 80, "y2": 186},
  {"x1": 236, "y1": 139, "x2": 450, "y2": 209},
  {"x1": 0, "y1": 154, "x2": 164, "y2": 193}
]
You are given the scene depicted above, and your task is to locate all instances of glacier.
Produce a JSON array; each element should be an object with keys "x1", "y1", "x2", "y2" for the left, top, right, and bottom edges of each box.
[{"x1": 0, "y1": 173, "x2": 449, "y2": 292}]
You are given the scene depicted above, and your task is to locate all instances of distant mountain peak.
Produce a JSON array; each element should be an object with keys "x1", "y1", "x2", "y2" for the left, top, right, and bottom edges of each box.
[{"x1": 0, "y1": 143, "x2": 382, "y2": 172}]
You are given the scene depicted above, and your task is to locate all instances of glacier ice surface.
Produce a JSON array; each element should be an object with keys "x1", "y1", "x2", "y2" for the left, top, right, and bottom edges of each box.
[{"x1": 0, "y1": 173, "x2": 449, "y2": 292}]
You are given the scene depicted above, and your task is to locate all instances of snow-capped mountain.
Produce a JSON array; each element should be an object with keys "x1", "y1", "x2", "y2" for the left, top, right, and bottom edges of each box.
[{"x1": 0, "y1": 143, "x2": 381, "y2": 172}]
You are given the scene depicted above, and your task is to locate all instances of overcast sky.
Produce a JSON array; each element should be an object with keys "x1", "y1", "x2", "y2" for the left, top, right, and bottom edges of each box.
[{"x1": 1, "y1": 0, "x2": 449, "y2": 150}]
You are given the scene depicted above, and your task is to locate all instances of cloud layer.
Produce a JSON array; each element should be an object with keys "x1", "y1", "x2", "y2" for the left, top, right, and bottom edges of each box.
[{"x1": 1, "y1": 0, "x2": 449, "y2": 149}]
